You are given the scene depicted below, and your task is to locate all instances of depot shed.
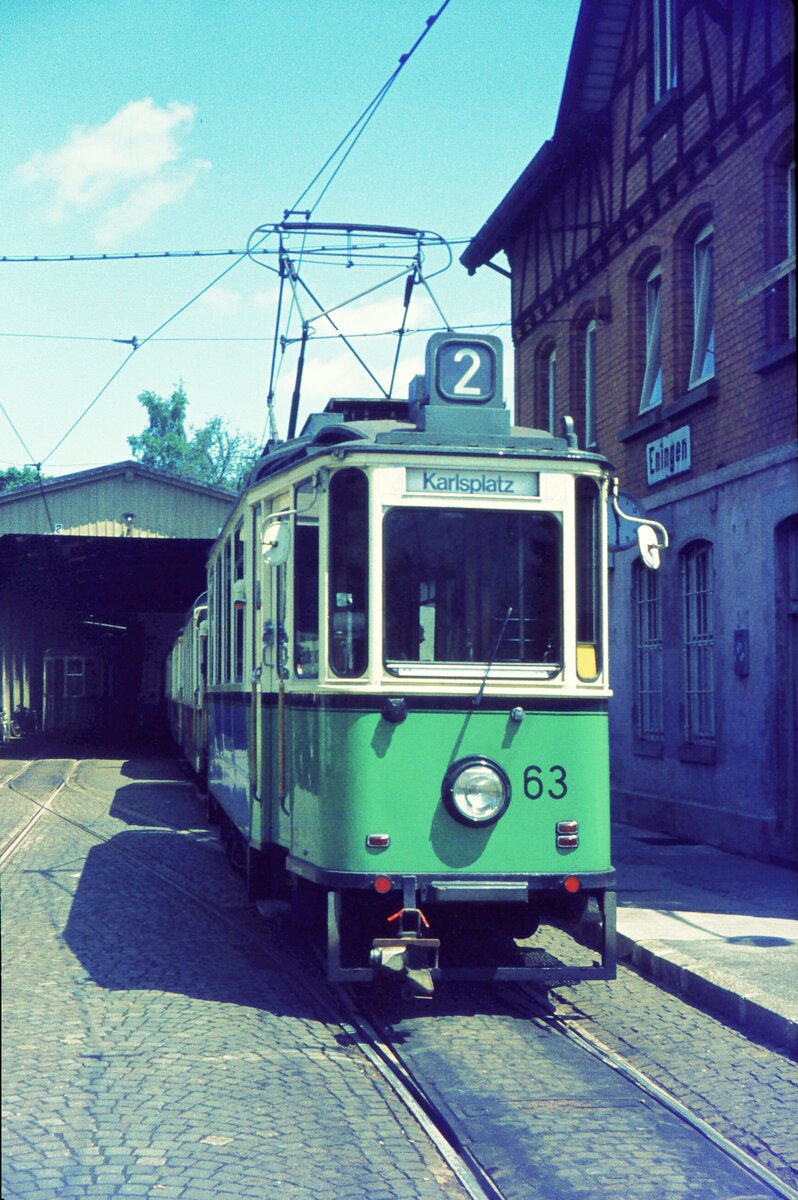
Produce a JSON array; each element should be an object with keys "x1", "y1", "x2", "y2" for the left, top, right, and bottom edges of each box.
[{"x1": 0, "y1": 461, "x2": 236, "y2": 742}]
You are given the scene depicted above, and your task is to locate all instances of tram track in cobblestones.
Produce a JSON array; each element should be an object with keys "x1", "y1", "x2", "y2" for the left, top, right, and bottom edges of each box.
[
  {"x1": 0, "y1": 757, "x2": 79, "y2": 869},
  {"x1": 2, "y1": 759, "x2": 505, "y2": 1199},
  {"x1": 4, "y1": 756, "x2": 797, "y2": 1200},
  {"x1": 335, "y1": 980, "x2": 798, "y2": 1200},
  {"x1": 505, "y1": 985, "x2": 798, "y2": 1200}
]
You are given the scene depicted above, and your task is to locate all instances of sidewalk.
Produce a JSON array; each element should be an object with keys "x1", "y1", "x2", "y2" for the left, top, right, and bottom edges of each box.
[{"x1": 611, "y1": 820, "x2": 798, "y2": 1055}]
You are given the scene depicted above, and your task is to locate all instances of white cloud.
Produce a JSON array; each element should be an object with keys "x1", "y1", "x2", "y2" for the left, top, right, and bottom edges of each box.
[
  {"x1": 194, "y1": 284, "x2": 244, "y2": 317},
  {"x1": 95, "y1": 162, "x2": 211, "y2": 246},
  {"x1": 16, "y1": 98, "x2": 209, "y2": 242},
  {"x1": 294, "y1": 292, "x2": 438, "y2": 412}
]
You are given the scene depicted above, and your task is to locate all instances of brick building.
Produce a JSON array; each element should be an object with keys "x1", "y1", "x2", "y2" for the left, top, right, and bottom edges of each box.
[{"x1": 463, "y1": 0, "x2": 796, "y2": 862}]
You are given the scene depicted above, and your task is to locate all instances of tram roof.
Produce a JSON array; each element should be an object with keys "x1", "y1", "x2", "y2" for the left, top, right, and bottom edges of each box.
[{"x1": 247, "y1": 404, "x2": 611, "y2": 488}]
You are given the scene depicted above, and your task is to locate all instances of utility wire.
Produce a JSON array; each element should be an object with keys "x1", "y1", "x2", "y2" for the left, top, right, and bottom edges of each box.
[
  {"x1": 0, "y1": 401, "x2": 55, "y2": 529},
  {"x1": 40, "y1": 252, "x2": 248, "y2": 465},
  {"x1": 0, "y1": 399, "x2": 37, "y2": 463},
  {"x1": 290, "y1": 1, "x2": 451, "y2": 218},
  {"x1": 19, "y1": 3, "x2": 453, "y2": 464},
  {"x1": 0, "y1": 320, "x2": 509, "y2": 347},
  {"x1": 1, "y1": 238, "x2": 471, "y2": 265},
  {"x1": 263, "y1": 0, "x2": 451, "y2": 433}
]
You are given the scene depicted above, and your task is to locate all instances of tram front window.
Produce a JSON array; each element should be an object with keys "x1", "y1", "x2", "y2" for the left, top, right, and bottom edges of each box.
[{"x1": 384, "y1": 508, "x2": 561, "y2": 667}]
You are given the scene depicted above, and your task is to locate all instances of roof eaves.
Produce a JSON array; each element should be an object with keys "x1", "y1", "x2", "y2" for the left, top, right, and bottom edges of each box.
[
  {"x1": 0, "y1": 459, "x2": 237, "y2": 505},
  {"x1": 461, "y1": 0, "x2": 632, "y2": 275},
  {"x1": 460, "y1": 140, "x2": 559, "y2": 273}
]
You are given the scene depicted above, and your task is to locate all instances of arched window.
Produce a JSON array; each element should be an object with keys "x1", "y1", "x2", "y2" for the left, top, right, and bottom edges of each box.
[
  {"x1": 789, "y1": 161, "x2": 796, "y2": 341},
  {"x1": 639, "y1": 262, "x2": 663, "y2": 412},
  {"x1": 766, "y1": 153, "x2": 796, "y2": 346},
  {"x1": 633, "y1": 560, "x2": 663, "y2": 740},
  {"x1": 689, "y1": 223, "x2": 715, "y2": 388},
  {"x1": 546, "y1": 346, "x2": 557, "y2": 434},
  {"x1": 681, "y1": 540, "x2": 715, "y2": 744},
  {"x1": 651, "y1": 0, "x2": 676, "y2": 105},
  {"x1": 585, "y1": 319, "x2": 597, "y2": 448},
  {"x1": 534, "y1": 339, "x2": 557, "y2": 433}
]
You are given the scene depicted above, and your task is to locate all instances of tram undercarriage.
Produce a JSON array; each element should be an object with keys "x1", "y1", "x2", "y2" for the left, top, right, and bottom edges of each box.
[{"x1": 307, "y1": 867, "x2": 618, "y2": 996}]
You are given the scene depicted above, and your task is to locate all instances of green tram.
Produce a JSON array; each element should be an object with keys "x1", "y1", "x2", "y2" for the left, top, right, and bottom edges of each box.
[{"x1": 166, "y1": 333, "x2": 664, "y2": 992}]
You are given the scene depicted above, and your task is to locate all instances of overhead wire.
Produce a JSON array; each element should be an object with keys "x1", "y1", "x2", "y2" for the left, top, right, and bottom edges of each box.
[
  {"x1": 0, "y1": 401, "x2": 56, "y2": 529},
  {"x1": 0, "y1": 319, "x2": 509, "y2": 347},
  {"x1": 40, "y1": 252, "x2": 249, "y2": 466},
  {"x1": 8, "y1": 2, "x2": 455, "y2": 464},
  {"x1": 0, "y1": 238, "x2": 471, "y2": 266},
  {"x1": 289, "y1": 1, "x2": 452, "y2": 219},
  {"x1": 259, "y1": 0, "x2": 452, "y2": 434}
]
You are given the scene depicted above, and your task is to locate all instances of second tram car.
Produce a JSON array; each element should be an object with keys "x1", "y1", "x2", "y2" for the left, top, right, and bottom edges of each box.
[{"x1": 166, "y1": 332, "x2": 666, "y2": 992}]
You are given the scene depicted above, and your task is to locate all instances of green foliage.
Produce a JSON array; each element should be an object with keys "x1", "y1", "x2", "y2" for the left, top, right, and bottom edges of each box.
[
  {"x1": 0, "y1": 465, "x2": 44, "y2": 493},
  {"x1": 127, "y1": 384, "x2": 260, "y2": 490}
]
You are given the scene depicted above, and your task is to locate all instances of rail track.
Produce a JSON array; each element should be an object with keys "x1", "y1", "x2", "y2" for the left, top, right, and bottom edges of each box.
[{"x1": 3, "y1": 756, "x2": 796, "y2": 1200}]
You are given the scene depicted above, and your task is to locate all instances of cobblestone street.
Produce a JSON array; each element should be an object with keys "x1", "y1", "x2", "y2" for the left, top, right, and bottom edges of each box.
[
  {"x1": 2, "y1": 754, "x2": 796, "y2": 1200},
  {"x1": 2, "y1": 756, "x2": 470, "y2": 1200}
]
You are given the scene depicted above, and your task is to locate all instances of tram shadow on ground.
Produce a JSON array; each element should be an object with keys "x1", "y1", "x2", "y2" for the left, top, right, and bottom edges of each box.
[
  {"x1": 108, "y1": 779, "x2": 203, "y2": 829},
  {"x1": 61, "y1": 826, "x2": 328, "y2": 1021}
]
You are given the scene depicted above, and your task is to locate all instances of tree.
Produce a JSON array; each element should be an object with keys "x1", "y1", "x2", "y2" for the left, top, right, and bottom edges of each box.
[
  {"x1": 127, "y1": 384, "x2": 260, "y2": 490},
  {"x1": 0, "y1": 465, "x2": 45, "y2": 493}
]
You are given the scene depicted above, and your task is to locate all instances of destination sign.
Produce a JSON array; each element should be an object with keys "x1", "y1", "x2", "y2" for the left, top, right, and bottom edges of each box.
[{"x1": 406, "y1": 468, "x2": 539, "y2": 497}]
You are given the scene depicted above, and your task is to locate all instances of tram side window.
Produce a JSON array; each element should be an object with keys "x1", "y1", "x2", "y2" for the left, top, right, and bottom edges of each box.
[
  {"x1": 575, "y1": 477, "x2": 602, "y2": 680},
  {"x1": 383, "y1": 509, "x2": 562, "y2": 666},
  {"x1": 295, "y1": 522, "x2": 319, "y2": 677},
  {"x1": 213, "y1": 557, "x2": 223, "y2": 684},
  {"x1": 234, "y1": 522, "x2": 245, "y2": 683},
  {"x1": 222, "y1": 538, "x2": 232, "y2": 682},
  {"x1": 329, "y1": 468, "x2": 369, "y2": 677}
]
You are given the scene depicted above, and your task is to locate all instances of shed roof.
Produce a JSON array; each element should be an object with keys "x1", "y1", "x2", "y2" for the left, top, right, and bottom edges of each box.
[{"x1": 0, "y1": 460, "x2": 236, "y2": 539}]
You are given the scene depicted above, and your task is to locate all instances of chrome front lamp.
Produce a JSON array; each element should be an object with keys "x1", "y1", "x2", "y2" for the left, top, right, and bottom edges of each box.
[{"x1": 442, "y1": 756, "x2": 511, "y2": 827}]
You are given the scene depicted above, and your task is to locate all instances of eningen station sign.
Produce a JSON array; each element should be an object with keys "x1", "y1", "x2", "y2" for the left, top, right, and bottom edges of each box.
[
  {"x1": 406, "y1": 468, "x2": 539, "y2": 497},
  {"x1": 646, "y1": 426, "x2": 691, "y2": 485}
]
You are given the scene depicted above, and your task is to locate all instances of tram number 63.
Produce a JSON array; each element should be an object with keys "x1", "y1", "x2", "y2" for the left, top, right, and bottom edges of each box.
[{"x1": 523, "y1": 765, "x2": 568, "y2": 801}]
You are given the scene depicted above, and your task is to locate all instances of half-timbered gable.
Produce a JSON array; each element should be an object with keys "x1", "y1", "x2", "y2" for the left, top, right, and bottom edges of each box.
[{"x1": 464, "y1": 0, "x2": 796, "y2": 863}]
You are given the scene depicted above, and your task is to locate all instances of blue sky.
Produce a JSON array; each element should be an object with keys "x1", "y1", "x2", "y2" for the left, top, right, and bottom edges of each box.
[{"x1": 1, "y1": 0, "x2": 580, "y2": 475}]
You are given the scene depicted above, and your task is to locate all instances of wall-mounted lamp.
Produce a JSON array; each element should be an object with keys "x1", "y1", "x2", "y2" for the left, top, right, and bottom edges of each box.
[{"x1": 121, "y1": 512, "x2": 136, "y2": 537}]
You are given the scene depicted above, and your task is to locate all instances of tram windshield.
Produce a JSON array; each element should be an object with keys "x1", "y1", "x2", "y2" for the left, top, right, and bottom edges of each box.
[{"x1": 383, "y1": 508, "x2": 562, "y2": 668}]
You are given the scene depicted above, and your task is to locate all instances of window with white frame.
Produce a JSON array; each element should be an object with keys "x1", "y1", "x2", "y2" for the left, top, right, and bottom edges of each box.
[
  {"x1": 788, "y1": 160, "x2": 796, "y2": 340},
  {"x1": 652, "y1": 0, "x2": 676, "y2": 104},
  {"x1": 633, "y1": 562, "x2": 663, "y2": 739},
  {"x1": 585, "y1": 319, "x2": 597, "y2": 448},
  {"x1": 681, "y1": 541, "x2": 715, "y2": 744},
  {"x1": 689, "y1": 223, "x2": 715, "y2": 387},
  {"x1": 639, "y1": 264, "x2": 663, "y2": 412},
  {"x1": 547, "y1": 347, "x2": 557, "y2": 434}
]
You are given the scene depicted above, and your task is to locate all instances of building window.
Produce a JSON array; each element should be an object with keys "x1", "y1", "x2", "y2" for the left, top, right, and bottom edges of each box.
[
  {"x1": 681, "y1": 541, "x2": 715, "y2": 744},
  {"x1": 534, "y1": 341, "x2": 557, "y2": 433},
  {"x1": 789, "y1": 161, "x2": 796, "y2": 341},
  {"x1": 585, "y1": 319, "x2": 597, "y2": 448},
  {"x1": 689, "y1": 223, "x2": 715, "y2": 387},
  {"x1": 639, "y1": 264, "x2": 663, "y2": 412},
  {"x1": 546, "y1": 347, "x2": 557, "y2": 434},
  {"x1": 633, "y1": 562, "x2": 663, "y2": 739},
  {"x1": 652, "y1": 0, "x2": 676, "y2": 103}
]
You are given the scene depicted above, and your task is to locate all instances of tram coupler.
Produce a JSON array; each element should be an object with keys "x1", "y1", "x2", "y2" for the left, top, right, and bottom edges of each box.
[{"x1": 370, "y1": 907, "x2": 440, "y2": 997}]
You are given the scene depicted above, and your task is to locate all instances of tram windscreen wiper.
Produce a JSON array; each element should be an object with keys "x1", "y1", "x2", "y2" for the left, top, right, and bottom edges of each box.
[{"x1": 473, "y1": 607, "x2": 513, "y2": 708}]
